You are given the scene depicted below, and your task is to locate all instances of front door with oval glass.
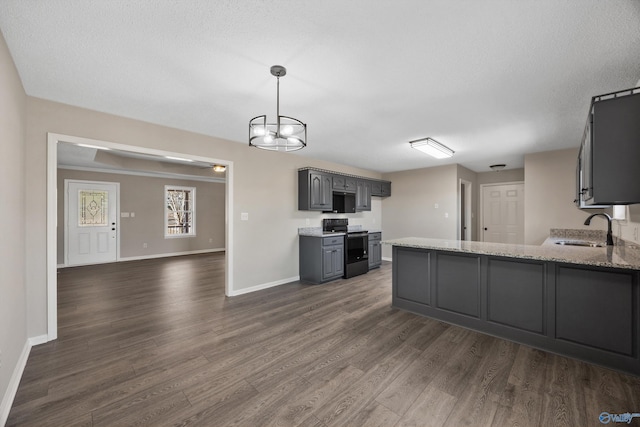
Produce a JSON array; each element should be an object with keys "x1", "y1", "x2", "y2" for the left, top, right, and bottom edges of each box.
[{"x1": 65, "y1": 180, "x2": 119, "y2": 266}]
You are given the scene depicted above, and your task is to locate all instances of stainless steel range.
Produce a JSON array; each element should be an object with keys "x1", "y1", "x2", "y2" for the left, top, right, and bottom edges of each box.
[{"x1": 322, "y1": 219, "x2": 369, "y2": 279}]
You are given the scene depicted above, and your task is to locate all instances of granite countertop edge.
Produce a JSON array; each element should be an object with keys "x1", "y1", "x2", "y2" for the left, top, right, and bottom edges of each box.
[
  {"x1": 298, "y1": 228, "x2": 383, "y2": 237},
  {"x1": 383, "y1": 237, "x2": 640, "y2": 271}
]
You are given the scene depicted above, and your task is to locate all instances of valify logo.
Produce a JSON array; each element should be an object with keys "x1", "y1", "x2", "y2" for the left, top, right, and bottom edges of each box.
[{"x1": 599, "y1": 412, "x2": 640, "y2": 424}]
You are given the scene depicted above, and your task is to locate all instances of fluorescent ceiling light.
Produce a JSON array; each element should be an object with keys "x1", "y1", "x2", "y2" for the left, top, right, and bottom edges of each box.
[
  {"x1": 164, "y1": 156, "x2": 194, "y2": 162},
  {"x1": 409, "y1": 138, "x2": 454, "y2": 159},
  {"x1": 76, "y1": 143, "x2": 110, "y2": 151}
]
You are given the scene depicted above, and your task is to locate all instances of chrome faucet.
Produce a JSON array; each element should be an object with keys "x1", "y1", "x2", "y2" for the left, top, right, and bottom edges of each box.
[{"x1": 584, "y1": 213, "x2": 614, "y2": 246}]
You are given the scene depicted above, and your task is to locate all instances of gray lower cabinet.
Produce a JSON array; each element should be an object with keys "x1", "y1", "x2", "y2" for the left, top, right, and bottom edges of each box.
[
  {"x1": 299, "y1": 235, "x2": 344, "y2": 284},
  {"x1": 368, "y1": 232, "x2": 382, "y2": 269},
  {"x1": 392, "y1": 245, "x2": 640, "y2": 376},
  {"x1": 435, "y1": 253, "x2": 481, "y2": 317},
  {"x1": 556, "y1": 266, "x2": 634, "y2": 356},
  {"x1": 394, "y1": 247, "x2": 430, "y2": 305},
  {"x1": 487, "y1": 258, "x2": 545, "y2": 334}
]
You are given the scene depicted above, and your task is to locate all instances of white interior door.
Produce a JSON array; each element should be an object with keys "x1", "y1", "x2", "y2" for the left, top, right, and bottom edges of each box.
[
  {"x1": 66, "y1": 180, "x2": 118, "y2": 266},
  {"x1": 481, "y1": 183, "x2": 524, "y2": 244}
]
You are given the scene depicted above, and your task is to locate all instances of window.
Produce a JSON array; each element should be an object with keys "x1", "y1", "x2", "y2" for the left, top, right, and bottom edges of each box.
[{"x1": 165, "y1": 185, "x2": 196, "y2": 237}]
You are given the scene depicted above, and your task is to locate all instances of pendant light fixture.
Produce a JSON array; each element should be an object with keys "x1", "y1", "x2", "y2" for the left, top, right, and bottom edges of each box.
[{"x1": 249, "y1": 65, "x2": 307, "y2": 151}]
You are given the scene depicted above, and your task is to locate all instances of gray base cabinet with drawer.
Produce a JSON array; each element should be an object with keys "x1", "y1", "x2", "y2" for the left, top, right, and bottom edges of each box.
[
  {"x1": 299, "y1": 235, "x2": 344, "y2": 284},
  {"x1": 368, "y1": 232, "x2": 382, "y2": 269},
  {"x1": 392, "y1": 245, "x2": 640, "y2": 376}
]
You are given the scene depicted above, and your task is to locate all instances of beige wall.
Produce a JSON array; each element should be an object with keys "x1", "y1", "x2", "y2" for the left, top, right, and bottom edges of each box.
[
  {"x1": 524, "y1": 148, "x2": 606, "y2": 244},
  {"x1": 25, "y1": 97, "x2": 382, "y2": 338},
  {"x1": 57, "y1": 170, "x2": 226, "y2": 264},
  {"x1": 477, "y1": 168, "x2": 524, "y2": 186},
  {"x1": 381, "y1": 165, "x2": 458, "y2": 258},
  {"x1": 0, "y1": 29, "x2": 27, "y2": 420},
  {"x1": 615, "y1": 205, "x2": 640, "y2": 244}
]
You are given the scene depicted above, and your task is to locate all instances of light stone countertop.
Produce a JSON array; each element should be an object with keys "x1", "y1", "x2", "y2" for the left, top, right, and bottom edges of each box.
[
  {"x1": 298, "y1": 225, "x2": 380, "y2": 237},
  {"x1": 298, "y1": 230, "x2": 346, "y2": 237},
  {"x1": 383, "y1": 236, "x2": 640, "y2": 270}
]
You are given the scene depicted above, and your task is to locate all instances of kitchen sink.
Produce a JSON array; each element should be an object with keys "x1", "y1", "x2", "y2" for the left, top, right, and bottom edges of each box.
[{"x1": 554, "y1": 240, "x2": 604, "y2": 247}]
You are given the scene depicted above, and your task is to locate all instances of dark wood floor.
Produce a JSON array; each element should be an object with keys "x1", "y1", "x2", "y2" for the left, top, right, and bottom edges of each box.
[{"x1": 8, "y1": 253, "x2": 640, "y2": 426}]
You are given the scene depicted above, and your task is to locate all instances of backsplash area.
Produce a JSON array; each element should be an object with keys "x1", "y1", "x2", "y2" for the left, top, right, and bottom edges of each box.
[
  {"x1": 549, "y1": 228, "x2": 606, "y2": 242},
  {"x1": 614, "y1": 205, "x2": 640, "y2": 245}
]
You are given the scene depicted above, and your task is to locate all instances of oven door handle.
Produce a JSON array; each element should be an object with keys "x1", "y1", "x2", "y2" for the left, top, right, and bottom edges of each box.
[{"x1": 347, "y1": 232, "x2": 369, "y2": 238}]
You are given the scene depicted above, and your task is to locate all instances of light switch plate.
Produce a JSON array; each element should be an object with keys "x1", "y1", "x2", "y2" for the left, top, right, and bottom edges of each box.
[
  {"x1": 120, "y1": 212, "x2": 130, "y2": 218},
  {"x1": 241, "y1": 212, "x2": 249, "y2": 221}
]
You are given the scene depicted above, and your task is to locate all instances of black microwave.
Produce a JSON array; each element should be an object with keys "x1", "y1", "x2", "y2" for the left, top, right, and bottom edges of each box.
[{"x1": 324, "y1": 192, "x2": 356, "y2": 213}]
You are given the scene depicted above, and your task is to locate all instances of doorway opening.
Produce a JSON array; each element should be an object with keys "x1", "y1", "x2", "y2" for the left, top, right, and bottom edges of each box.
[
  {"x1": 47, "y1": 133, "x2": 234, "y2": 341},
  {"x1": 459, "y1": 179, "x2": 473, "y2": 241}
]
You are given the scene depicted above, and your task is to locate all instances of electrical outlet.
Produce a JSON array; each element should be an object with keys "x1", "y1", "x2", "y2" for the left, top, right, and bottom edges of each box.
[
  {"x1": 209, "y1": 238, "x2": 213, "y2": 243},
  {"x1": 143, "y1": 243, "x2": 148, "y2": 248},
  {"x1": 444, "y1": 212, "x2": 449, "y2": 218}
]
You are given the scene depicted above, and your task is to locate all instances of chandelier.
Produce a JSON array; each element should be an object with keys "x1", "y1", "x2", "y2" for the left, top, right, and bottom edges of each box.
[{"x1": 249, "y1": 65, "x2": 307, "y2": 151}]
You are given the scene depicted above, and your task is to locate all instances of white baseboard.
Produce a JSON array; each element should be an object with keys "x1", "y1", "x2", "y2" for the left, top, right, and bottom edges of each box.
[
  {"x1": 382, "y1": 256, "x2": 392, "y2": 262},
  {"x1": 228, "y1": 276, "x2": 299, "y2": 296},
  {"x1": 29, "y1": 335, "x2": 49, "y2": 346},
  {"x1": 57, "y1": 248, "x2": 226, "y2": 268},
  {"x1": 119, "y1": 248, "x2": 225, "y2": 262},
  {"x1": 0, "y1": 338, "x2": 34, "y2": 426}
]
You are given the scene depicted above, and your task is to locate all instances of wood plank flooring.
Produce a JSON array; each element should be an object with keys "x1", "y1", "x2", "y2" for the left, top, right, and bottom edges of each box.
[{"x1": 8, "y1": 253, "x2": 640, "y2": 426}]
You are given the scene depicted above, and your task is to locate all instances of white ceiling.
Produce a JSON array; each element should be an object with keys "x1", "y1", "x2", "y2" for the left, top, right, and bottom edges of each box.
[
  {"x1": 57, "y1": 141, "x2": 226, "y2": 182},
  {"x1": 1, "y1": 1, "x2": 639, "y2": 173}
]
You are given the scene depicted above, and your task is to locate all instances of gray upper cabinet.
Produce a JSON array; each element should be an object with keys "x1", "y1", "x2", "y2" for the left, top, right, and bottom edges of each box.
[
  {"x1": 579, "y1": 88, "x2": 640, "y2": 206},
  {"x1": 332, "y1": 176, "x2": 357, "y2": 193},
  {"x1": 298, "y1": 168, "x2": 391, "y2": 212},
  {"x1": 371, "y1": 181, "x2": 391, "y2": 197},
  {"x1": 298, "y1": 170, "x2": 332, "y2": 211},
  {"x1": 368, "y1": 232, "x2": 382, "y2": 269},
  {"x1": 356, "y1": 180, "x2": 372, "y2": 211}
]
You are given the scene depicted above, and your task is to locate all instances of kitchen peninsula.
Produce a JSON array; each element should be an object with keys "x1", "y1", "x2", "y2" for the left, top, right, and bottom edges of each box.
[{"x1": 385, "y1": 235, "x2": 640, "y2": 376}]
